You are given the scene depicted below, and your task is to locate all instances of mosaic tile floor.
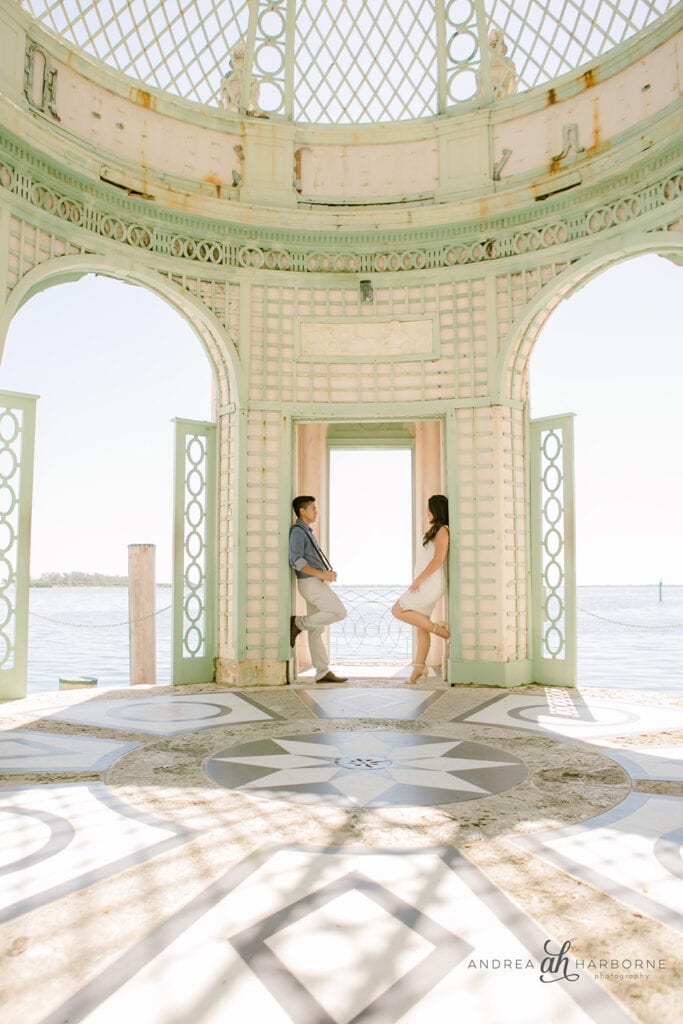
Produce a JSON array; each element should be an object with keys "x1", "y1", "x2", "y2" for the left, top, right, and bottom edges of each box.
[
  {"x1": 0, "y1": 730, "x2": 139, "y2": 773},
  {"x1": 45, "y1": 690, "x2": 283, "y2": 735},
  {"x1": 513, "y1": 793, "x2": 683, "y2": 935},
  {"x1": 1, "y1": 681, "x2": 682, "y2": 1023},
  {"x1": 205, "y1": 731, "x2": 528, "y2": 807},
  {"x1": 453, "y1": 691, "x2": 683, "y2": 741},
  {"x1": 295, "y1": 686, "x2": 443, "y2": 720}
]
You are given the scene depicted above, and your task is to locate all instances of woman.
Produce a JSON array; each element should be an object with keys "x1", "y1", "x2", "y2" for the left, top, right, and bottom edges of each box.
[{"x1": 392, "y1": 494, "x2": 450, "y2": 683}]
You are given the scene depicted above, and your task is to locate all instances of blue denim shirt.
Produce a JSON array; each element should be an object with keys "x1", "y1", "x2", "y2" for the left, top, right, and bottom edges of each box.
[{"x1": 289, "y1": 520, "x2": 330, "y2": 580}]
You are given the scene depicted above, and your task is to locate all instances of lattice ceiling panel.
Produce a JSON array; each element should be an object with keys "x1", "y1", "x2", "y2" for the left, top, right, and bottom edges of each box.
[
  {"x1": 293, "y1": 0, "x2": 438, "y2": 124},
  {"x1": 487, "y1": 0, "x2": 676, "y2": 89},
  {"x1": 19, "y1": 0, "x2": 678, "y2": 122},
  {"x1": 21, "y1": 0, "x2": 251, "y2": 105}
]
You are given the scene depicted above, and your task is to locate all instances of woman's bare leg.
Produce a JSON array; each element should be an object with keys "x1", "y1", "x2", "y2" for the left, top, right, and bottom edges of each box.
[
  {"x1": 407, "y1": 627, "x2": 431, "y2": 683},
  {"x1": 391, "y1": 602, "x2": 449, "y2": 638}
]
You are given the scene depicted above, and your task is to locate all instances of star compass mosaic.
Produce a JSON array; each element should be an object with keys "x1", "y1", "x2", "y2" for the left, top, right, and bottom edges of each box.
[{"x1": 204, "y1": 730, "x2": 528, "y2": 808}]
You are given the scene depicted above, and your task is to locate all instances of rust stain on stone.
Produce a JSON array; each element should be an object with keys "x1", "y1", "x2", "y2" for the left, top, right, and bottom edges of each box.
[
  {"x1": 136, "y1": 89, "x2": 153, "y2": 110},
  {"x1": 546, "y1": 87, "x2": 557, "y2": 106},
  {"x1": 204, "y1": 173, "x2": 222, "y2": 197},
  {"x1": 589, "y1": 97, "x2": 602, "y2": 153},
  {"x1": 583, "y1": 68, "x2": 597, "y2": 90}
]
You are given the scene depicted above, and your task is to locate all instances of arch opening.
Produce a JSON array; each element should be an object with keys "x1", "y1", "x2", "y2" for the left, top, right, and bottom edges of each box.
[
  {"x1": 0, "y1": 274, "x2": 214, "y2": 692},
  {"x1": 529, "y1": 252, "x2": 683, "y2": 691}
]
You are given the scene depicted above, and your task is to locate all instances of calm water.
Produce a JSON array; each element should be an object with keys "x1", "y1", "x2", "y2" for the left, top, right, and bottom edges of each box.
[
  {"x1": 22, "y1": 584, "x2": 683, "y2": 693},
  {"x1": 27, "y1": 587, "x2": 172, "y2": 693}
]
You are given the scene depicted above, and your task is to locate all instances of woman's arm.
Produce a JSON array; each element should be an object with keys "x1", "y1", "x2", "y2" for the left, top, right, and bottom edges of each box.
[{"x1": 409, "y1": 527, "x2": 449, "y2": 592}]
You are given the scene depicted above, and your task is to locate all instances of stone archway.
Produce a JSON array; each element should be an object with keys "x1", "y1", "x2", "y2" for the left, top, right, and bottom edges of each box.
[
  {"x1": 0, "y1": 256, "x2": 245, "y2": 695},
  {"x1": 495, "y1": 239, "x2": 683, "y2": 686},
  {"x1": 496, "y1": 237, "x2": 683, "y2": 406}
]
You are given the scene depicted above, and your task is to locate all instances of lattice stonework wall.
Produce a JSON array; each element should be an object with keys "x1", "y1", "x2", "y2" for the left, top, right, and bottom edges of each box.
[
  {"x1": 6, "y1": 215, "x2": 84, "y2": 294},
  {"x1": 213, "y1": 270, "x2": 532, "y2": 684},
  {"x1": 227, "y1": 407, "x2": 285, "y2": 684},
  {"x1": 451, "y1": 404, "x2": 526, "y2": 665},
  {"x1": 1, "y1": 0, "x2": 681, "y2": 694}
]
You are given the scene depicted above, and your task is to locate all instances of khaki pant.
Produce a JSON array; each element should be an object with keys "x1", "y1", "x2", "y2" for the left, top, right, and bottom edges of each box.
[{"x1": 295, "y1": 578, "x2": 347, "y2": 679}]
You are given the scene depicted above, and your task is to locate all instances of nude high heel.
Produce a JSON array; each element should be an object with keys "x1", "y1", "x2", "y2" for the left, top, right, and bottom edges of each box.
[
  {"x1": 432, "y1": 622, "x2": 450, "y2": 641},
  {"x1": 408, "y1": 664, "x2": 428, "y2": 684}
]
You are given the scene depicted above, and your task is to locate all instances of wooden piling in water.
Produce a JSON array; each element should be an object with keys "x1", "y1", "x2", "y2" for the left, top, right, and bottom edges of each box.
[{"x1": 128, "y1": 544, "x2": 156, "y2": 685}]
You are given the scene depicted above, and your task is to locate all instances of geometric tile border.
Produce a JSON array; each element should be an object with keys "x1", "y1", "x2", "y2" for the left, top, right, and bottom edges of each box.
[
  {"x1": 599, "y1": 744, "x2": 683, "y2": 782},
  {"x1": 453, "y1": 692, "x2": 683, "y2": 742},
  {"x1": 296, "y1": 686, "x2": 444, "y2": 720},
  {"x1": 205, "y1": 730, "x2": 529, "y2": 808},
  {"x1": 513, "y1": 793, "x2": 683, "y2": 935},
  {"x1": 0, "y1": 730, "x2": 140, "y2": 773},
  {"x1": 38, "y1": 846, "x2": 635, "y2": 1024},
  {"x1": 45, "y1": 691, "x2": 284, "y2": 735},
  {"x1": 0, "y1": 783, "x2": 196, "y2": 924}
]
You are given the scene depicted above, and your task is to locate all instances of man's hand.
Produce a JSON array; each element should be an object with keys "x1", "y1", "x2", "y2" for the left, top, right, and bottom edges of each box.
[{"x1": 321, "y1": 570, "x2": 337, "y2": 582}]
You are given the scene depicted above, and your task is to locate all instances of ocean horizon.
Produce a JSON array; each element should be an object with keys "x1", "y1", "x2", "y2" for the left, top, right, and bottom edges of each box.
[{"x1": 15, "y1": 583, "x2": 683, "y2": 693}]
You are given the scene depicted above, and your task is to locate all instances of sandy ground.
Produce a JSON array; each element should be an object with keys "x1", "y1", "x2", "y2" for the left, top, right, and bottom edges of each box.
[{"x1": 1, "y1": 680, "x2": 682, "y2": 1023}]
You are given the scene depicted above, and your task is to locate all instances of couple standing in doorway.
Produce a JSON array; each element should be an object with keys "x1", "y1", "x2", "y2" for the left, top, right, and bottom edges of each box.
[{"x1": 289, "y1": 494, "x2": 450, "y2": 684}]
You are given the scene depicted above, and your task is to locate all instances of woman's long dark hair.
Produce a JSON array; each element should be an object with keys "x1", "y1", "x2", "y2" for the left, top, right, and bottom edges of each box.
[{"x1": 423, "y1": 494, "x2": 449, "y2": 546}]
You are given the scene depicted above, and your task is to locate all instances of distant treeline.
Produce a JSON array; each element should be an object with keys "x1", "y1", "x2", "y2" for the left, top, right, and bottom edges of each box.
[{"x1": 31, "y1": 572, "x2": 129, "y2": 588}]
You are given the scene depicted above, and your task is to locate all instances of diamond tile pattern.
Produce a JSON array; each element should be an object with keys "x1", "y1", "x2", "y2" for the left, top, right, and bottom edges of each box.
[{"x1": 21, "y1": 0, "x2": 677, "y2": 122}]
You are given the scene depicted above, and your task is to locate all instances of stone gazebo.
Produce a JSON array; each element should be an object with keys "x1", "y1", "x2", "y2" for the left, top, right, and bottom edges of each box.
[{"x1": 0, "y1": 0, "x2": 681, "y2": 697}]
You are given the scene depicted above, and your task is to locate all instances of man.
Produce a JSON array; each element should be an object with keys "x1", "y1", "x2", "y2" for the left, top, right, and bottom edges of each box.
[{"x1": 289, "y1": 495, "x2": 348, "y2": 683}]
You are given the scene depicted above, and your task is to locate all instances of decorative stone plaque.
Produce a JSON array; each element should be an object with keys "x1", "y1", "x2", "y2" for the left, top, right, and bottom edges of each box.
[{"x1": 298, "y1": 318, "x2": 436, "y2": 361}]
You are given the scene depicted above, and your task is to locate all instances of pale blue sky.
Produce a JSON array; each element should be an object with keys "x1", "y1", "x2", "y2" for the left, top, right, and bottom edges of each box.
[
  {"x1": 0, "y1": 277, "x2": 213, "y2": 582},
  {"x1": 0, "y1": 253, "x2": 680, "y2": 585},
  {"x1": 529, "y1": 253, "x2": 682, "y2": 585}
]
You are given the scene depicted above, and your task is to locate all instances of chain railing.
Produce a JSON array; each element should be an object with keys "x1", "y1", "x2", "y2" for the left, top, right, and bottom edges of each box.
[
  {"x1": 28, "y1": 604, "x2": 172, "y2": 629},
  {"x1": 329, "y1": 585, "x2": 412, "y2": 663},
  {"x1": 578, "y1": 607, "x2": 683, "y2": 630}
]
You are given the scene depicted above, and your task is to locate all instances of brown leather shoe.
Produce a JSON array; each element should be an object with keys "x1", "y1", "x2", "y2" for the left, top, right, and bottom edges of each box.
[
  {"x1": 316, "y1": 671, "x2": 348, "y2": 683},
  {"x1": 290, "y1": 615, "x2": 302, "y2": 647}
]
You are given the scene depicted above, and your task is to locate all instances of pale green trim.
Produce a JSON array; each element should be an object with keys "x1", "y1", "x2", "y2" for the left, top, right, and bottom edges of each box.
[
  {"x1": 235, "y1": 407, "x2": 249, "y2": 663},
  {"x1": 530, "y1": 413, "x2": 577, "y2": 686},
  {"x1": 251, "y1": 398, "x2": 528, "y2": 419},
  {"x1": 444, "y1": 409, "x2": 460, "y2": 683},
  {"x1": 450, "y1": 659, "x2": 535, "y2": 686},
  {"x1": 495, "y1": 234, "x2": 683, "y2": 403},
  {"x1": 0, "y1": 126, "x2": 680, "y2": 276},
  {"x1": 0, "y1": 206, "x2": 9, "y2": 346},
  {"x1": 278, "y1": 413, "x2": 295, "y2": 664},
  {"x1": 327, "y1": 421, "x2": 416, "y2": 444},
  {"x1": 171, "y1": 418, "x2": 218, "y2": 685},
  {"x1": 0, "y1": 254, "x2": 244, "y2": 406},
  {"x1": 0, "y1": 390, "x2": 36, "y2": 701}
]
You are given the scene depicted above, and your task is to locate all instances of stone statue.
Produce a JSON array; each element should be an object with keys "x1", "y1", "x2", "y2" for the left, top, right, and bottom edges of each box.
[
  {"x1": 488, "y1": 29, "x2": 517, "y2": 99},
  {"x1": 220, "y1": 42, "x2": 260, "y2": 113}
]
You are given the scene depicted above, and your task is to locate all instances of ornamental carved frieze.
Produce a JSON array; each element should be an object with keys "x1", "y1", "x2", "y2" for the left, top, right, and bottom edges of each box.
[
  {"x1": 0, "y1": 146, "x2": 681, "y2": 274},
  {"x1": 24, "y1": 42, "x2": 60, "y2": 121}
]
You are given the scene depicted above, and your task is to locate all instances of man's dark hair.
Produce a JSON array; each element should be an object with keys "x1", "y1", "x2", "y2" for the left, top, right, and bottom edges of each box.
[{"x1": 292, "y1": 495, "x2": 315, "y2": 517}]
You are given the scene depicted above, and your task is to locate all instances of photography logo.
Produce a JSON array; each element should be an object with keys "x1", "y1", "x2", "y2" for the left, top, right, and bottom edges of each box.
[{"x1": 539, "y1": 939, "x2": 579, "y2": 983}]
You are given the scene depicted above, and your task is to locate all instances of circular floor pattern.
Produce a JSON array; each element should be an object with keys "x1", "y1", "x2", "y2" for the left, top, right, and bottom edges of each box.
[{"x1": 204, "y1": 730, "x2": 528, "y2": 807}]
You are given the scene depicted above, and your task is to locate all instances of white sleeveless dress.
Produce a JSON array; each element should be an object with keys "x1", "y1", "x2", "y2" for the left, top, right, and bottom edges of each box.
[{"x1": 397, "y1": 538, "x2": 446, "y2": 616}]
